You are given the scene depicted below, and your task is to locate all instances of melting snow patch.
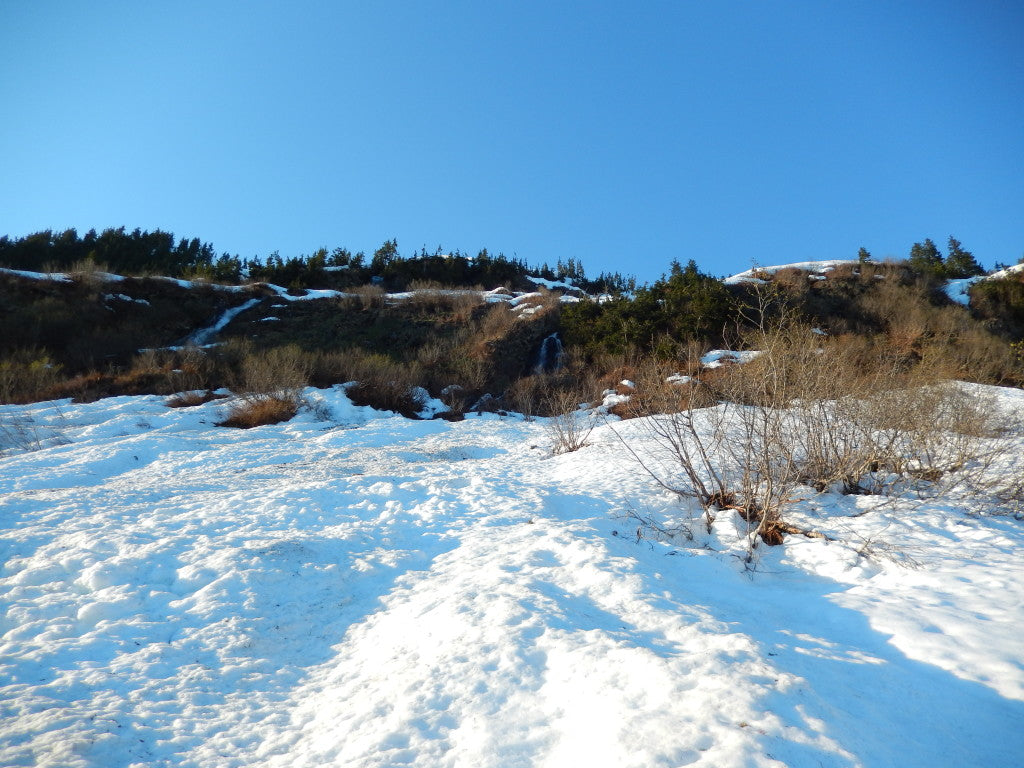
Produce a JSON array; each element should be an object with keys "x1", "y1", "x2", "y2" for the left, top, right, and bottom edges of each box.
[
  {"x1": 186, "y1": 298, "x2": 262, "y2": 345},
  {"x1": 700, "y1": 349, "x2": 762, "y2": 367},
  {"x1": 944, "y1": 277, "x2": 982, "y2": 306},
  {"x1": 0, "y1": 267, "x2": 72, "y2": 282},
  {"x1": 103, "y1": 293, "x2": 151, "y2": 306}
]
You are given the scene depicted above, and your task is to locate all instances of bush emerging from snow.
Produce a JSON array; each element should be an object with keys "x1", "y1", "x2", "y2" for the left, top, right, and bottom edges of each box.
[{"x1": 216, "y1": 395, "x2": 300, "y2": 429}]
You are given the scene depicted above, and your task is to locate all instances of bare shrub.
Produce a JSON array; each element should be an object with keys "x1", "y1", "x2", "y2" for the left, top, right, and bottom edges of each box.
[
  {"x1": 506, "y1": 374, "x2": 548, "y2": 419},
  {"x1": 0, "y1": 350, "x2": 62, "y2": 404},
  {"x1": 415, "y1": 328, "x2": 474, "y2": 391},
  {"x1": 217, "y1": 344, "x2": 311, "y2": 428},
  {"x1": 166, "y1": 391, "x2": 227, "y2": 408},
  {"x1": 405, "y1": 281, "x2": 484, "y2": 320},
  {"x1": 66, "y1": 258, "x2": 112, "y2": 290},
  {"x1": 236, "y1": 345, "x2": 310, "y2": 399},
  {"x1": 351, "y1": 284, "x2": 386, "y2": 310},
  {"x1": 476, "y1": 303, "x2": 516, "y2": 343},
  {"x1": 406, "y1": 280, "x2": 446, "y2": 312},
  {"x1": 543, "y1": 372, "x2": 601, "y2": 453},
  {"x1": 990, "y1": 475, "x2": 1024, "y2": 519},
  {"x1": 771, "y1": 266, "x2": 812, "y2": 293},
  {"x1": 618, "y1": 327, "x2": 841, "y2": 548},
  {"x1": 862, "y1": 377, "x2": 1018, "y2": 497},
  {"x1": 449, "y1": 291, "x2": 486, "y2": 322},
  {"x1": 166, "y1": 345, "x2": 216, "y2": 393},
  {"x1": 217, "y1": 396, "x2": 299, "y2": 428},
  {"x1": 620, "y1": 299, "x2": 1022, "y2": 551},
  {"x1": 545, "y1": 387, "x2": 596, "y2": 454},
  {"x1": 0, "y1": 411, "x2": 44, "y2": 453},
  {"x1": 317, "y1": 347, "x2": 427, "y2": 417},
  {"x1": 346, "y1": 380, "x2": 427, "y2": 417}
]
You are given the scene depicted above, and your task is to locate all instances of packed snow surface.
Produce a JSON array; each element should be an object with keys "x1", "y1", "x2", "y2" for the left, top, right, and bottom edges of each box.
[{"x1": 2, "y1": 389, "x2": 1023, "y2": 767}]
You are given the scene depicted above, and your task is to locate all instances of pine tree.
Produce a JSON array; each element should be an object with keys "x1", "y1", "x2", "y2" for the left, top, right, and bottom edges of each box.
[
  {"x1": 944, "y1": 236, "x2": 984, "y2": 278},
  {"x1": 370, "y1": 239, "x2": 399, "y2": 273},
  {"x1": 908, "y1": 238, "x2": 944, "y2": 276}
]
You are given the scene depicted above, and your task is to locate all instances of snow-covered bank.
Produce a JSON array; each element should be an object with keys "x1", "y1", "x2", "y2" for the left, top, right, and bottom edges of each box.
[
  {"x1": 724, "y1": 260, "x2": 859, "y2": 285},
  {"x1": 1, "y1": 390, "x2": 1022, "y2": 767}
]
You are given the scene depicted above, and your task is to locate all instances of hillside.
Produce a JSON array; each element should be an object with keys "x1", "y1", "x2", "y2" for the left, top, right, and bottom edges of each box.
[
  {"x1": 3, "y1": 234, "x2": 1024, "y2": 765},
  {"x1": 5, "y1": 247, "x2": 1024, "y2": 413}
]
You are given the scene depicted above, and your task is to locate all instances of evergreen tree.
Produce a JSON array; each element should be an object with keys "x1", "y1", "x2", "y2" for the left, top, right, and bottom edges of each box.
[
  {"x1": 370, "y1": 239, "x2": 399, "y2": 273},
  {"x1": 908, "y1": 238, "x2": 944, "y2": 277},
  {"x1": 944, "y1": 236, "x2": 984, "y2": 278}
]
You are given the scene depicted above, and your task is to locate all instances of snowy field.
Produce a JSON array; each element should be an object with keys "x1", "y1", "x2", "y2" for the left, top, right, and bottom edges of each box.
[{"x1": 2, "y1": 388, "x2": 1023, "y2": 767}]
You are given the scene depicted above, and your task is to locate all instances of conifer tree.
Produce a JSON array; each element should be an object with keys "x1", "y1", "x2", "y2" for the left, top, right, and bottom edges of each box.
[
  {"x1": 908, "y1": 238, "x2": 944, "y2": 277},
  {"x1": 944, "y1": 236, "x2": 984, "y2": 278}
]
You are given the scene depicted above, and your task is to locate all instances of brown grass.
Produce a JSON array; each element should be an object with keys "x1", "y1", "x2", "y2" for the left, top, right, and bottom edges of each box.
[
  {"x1": 406, "y1": 281, "x2": 485, "y2": 321},
  {"x1": 351, "y1": 284, "x2": 386, "y2": 310},
  {"x1": 166, "y1": 391, "x2": 227, "y2": 408},
  {"x1": 217, "y1": 396, "x2": 299, "y2": 428},
  {"x1": 346, "y1": 381, "x2": 426, "y2": 418}
]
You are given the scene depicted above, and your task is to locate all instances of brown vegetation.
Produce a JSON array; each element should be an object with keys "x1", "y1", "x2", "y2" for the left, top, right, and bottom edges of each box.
[{"x1": 217, "y1": 396, "x2": 299, "y2": 428}]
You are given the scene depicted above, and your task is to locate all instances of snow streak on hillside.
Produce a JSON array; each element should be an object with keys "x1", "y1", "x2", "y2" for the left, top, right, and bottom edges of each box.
[{"x1": 1, "y1": 390, "x2": 1023, "y2": 767}]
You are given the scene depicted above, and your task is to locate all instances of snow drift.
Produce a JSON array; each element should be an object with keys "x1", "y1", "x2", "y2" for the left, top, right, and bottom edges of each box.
[{"x1": 1, "y1": 387, "x2": 1022, "y2": 767}]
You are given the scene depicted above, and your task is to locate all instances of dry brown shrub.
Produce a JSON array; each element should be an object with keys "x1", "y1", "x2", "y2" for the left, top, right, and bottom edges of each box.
[
  {"x1": 217, "y1": 396, "x2": 298, "y2": 428},
  {"x1": 544, "y1": 381, "x2": 598, "y2": 453},
  {"x1": 506, "y1": 374, "x2": 548, "y2": 419},
  {"x1": 772, "y1": 267, "x2": 811, "y2": 292},
  {"x1": 346, "y1": 381, "x2": 426, "y2": 418},
  {"x1": 316, "y1": 347, "x2": 427, "y2": 416},
  {"x1": 407, "y1": 281, "x2": 484, "y2": 320},
  {"x1": 861, "y1": 276, "x2": 919, "y2": 327},
  {"x1": 449, "y1": 290, "x2": 485, "y2": 322},
  {"x1": 170, "y1": 345, "x2": 217, "y2": 392},
  {"x1": 617, "y1": 293, "x2": 1022, "y2": 551},
  {"x1": 235, "y1": 345, "x2": 310, "y2": 398},
  {"x1": 0, "y1": 351, "x2": 62, "y2": 404},
  {"x1": 351, "y1": 284, "x2": 386, "y2": 310},
  {"x1": 66, "y1": 258, "x2": 111, "y2": 287},
  {"x1": 166, "y1": 391, "x2": 227, "y2": 408},
  {"x1": 212, "y1": 344, "x2": 311, "y2": 428},
  {"x1": 825, "y1": 262, "x2": 863, "y2": 281},
  {"x1": 612, "y1": 355, "x2": 718, "y2": 419},
  {"x1": 476, "y1": 302, "x2": 516, "y2": 342}
]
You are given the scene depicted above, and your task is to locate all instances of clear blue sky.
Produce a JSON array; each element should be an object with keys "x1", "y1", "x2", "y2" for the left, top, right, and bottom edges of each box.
[{"x1": 2, "y1": 1, "x2": 1022, "y2": 283}]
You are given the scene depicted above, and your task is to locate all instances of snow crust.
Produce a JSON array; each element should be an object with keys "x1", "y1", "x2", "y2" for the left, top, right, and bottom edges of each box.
[
  {"x1": 701, "y1": 349, "x2": 763, "y2": 368},
  {"x1": 2, "y1": 387, "x2": 1023, "y2": 766},
  {"x1": 943, "y1": 277, "x2": 982, "y2": 305},
  {"x1": 986, "y1": 262, "x2": 1024, "y2": 281}
]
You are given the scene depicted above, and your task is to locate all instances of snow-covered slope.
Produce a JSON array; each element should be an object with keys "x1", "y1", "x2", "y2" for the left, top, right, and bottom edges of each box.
[
  {"x1": 1, "y1": 390, "x2": 1022, "y2": 767},
  {"x1": 724, "y1": 260, "x2": 859, "y2": 285}
]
